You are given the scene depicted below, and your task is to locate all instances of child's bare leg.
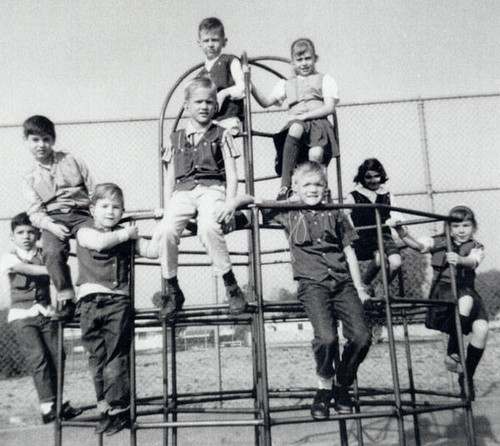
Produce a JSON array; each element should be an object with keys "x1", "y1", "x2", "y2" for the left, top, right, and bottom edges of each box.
[
  {"x1": 387, "y1": 253, "x2": 402, "y2": 283},
  {"x1": 280, "y1": 124, "x2": 304, "y2": 190},
  {"x1": 446, "y1": 295, "x2": 474, "y2": 372},
  {"x1": 308, "y1": 146, "x2": 324, "y2": 164}
]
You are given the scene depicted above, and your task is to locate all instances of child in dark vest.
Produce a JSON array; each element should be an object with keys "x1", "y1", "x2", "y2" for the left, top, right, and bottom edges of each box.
[
  {"x1": 344, "y1": 158, "x2": 404, "y2": 293},
  {"x1": 0, "y1": 213, "x2": 82, "y2": 424},
  {"x1": 400, "y1": 206, "x2": 488, "y2": 400},
  {"x1": 151, "y1": 77, "x2": 247, "y2": 320},
  {"x1": 75, "y1": 183, "x2": 157, "y2": 435},
  {"x1": 237, "y1": 162, "x2": 371, "y2": 420},
  {"x1": 252, "y1": 38, "x2": 339, "y2": 199},
  {"x1": 22, "y1": 115, "x2": 99, "y2": 322},
  {"x1": 196, "y1": 17, "x2": 245, "y2": 135}
]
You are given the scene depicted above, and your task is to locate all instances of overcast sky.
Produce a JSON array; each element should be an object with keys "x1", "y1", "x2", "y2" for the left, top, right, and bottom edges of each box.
[{"x1": 1, "y1": 0, "x2": 499, "y2": 124}]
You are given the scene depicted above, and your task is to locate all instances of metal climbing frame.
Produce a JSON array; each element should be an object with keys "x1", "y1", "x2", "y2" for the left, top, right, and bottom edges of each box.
[{"x1": 53, "y1": 54, "x2": 476, "y2": 446}]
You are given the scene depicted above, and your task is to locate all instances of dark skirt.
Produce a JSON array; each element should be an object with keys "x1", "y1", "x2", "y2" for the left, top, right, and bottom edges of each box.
[
  {"x1": 353, "y1": 231, "x2": 399, "y2": 261},
  {"x1": 425, "y1": 283, "x2": 489, "y2": 334},
  {"x1": 273, "y1": 115, "x2": 339, "y2": 176}
]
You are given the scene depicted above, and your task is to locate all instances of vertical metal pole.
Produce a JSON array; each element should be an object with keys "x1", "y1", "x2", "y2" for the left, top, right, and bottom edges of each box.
[
  {"x1": 375, "y1": 209, "x2": 406, "y2": 445},
  {"x1": 241, "y1": 53, "x2": 268, "y2": 445},
  {"x1": 250, "y1": 206, "x2": 272, "y2": 446},
  {"x1": 129, "y1": 241, "x2": 137, "y2": 446},
  {"x1": 162, "y1": 319, "x2": 169, "y2": 446},
  {"x1": 170, "y1": 325, "x2": 178, "y2": 446},
  {"x1": 417, "y1": 99, "x2": 437, "y2": 233},
  {"x1": 445, "y1": 225, "x2": 476, "y2": 446},
  {"x1": 213, "y1": 276, "x2": 223, "y2": 406},
  {"x1": 55, "y1": 318, "x2": 64, "y2": 446},
  {"x1": 398, "y1": 269, "x2": 421, "y2": 446}
]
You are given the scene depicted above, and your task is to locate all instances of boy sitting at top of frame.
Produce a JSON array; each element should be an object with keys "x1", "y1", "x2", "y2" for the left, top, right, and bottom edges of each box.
[
  {"x1": 75, "y1": 183, "x2": 157, "y2": 436},
  {"x1": 240, "y1": 161, "x2": 372, "y2": 420},
  {"x1": 151, "y1": 77, "x2": 248, "y2": 320},
  {"x1": 22, "y1": 115, "x2": 99, "y2": 322},
  {"x1": 0, "y1": 212, "x2": 82, "y2": 424},
  {"x1": 196, "y1": 17, "x2": 245, "y2": 134}
]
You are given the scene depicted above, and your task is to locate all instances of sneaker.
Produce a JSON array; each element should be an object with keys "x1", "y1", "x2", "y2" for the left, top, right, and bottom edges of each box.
[
  {"x1": 95, "y1": 412, "x2": 111, "y2": 434},
  {"x1": 444, "y1": 353, "x2": 463, "y2": 374},
  {"x1": 333, "y1": 385, "x2": 353, "y2": 414},
  {"x1": 55, "y1": 300, "x2": 76, "y2": 323},
  {"x1": 155, "y1": 288, "x2": 185, "y2": 321},
  {"x1": 276, "y1": 186, "x2": 290, "y2": 201},
  {"x1": 61, "y1": 401, "x2": 83, "y2": 420},
  {"x1": 41, "y1": 406, "x2": 56, "y2": 424},
  {"x1": 106, "y1": 411, "x2": 130, "y2": 436},
  {"x1": 310, "y1": 389, "x2": 332, "y2": 420},
  {"x1": 458, "y1": 374, "x2": 475, "y2": 401},
  {"x1": 226, "y1": 284, "x2": 248, "y2": 315}
]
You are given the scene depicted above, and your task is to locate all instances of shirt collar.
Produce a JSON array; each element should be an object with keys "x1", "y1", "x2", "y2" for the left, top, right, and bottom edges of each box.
[
  {"x1": 205, "y1": 54, "x2": 222, "y2": 71},
  {"x1": 356, "y1": 184, "x2": 388, "y2": 197},
  {"x1": 185, "y1": 121, "x2": 210, "y2": 137},
  {"x1": 15, "y1": 246, "x2": 38, "y2": 262}
]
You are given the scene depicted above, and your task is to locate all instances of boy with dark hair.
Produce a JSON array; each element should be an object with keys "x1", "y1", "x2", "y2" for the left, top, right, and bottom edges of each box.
[
  {"x1": 0, "y1": 212, "x2": 81, "y2": 424},
  {"x1": 76, "y1": 183, "x2": 157, "y2": 435},
  {"x1": 22, "y1": 115, "x2": 98, "y2": 322},
  {"x1": 151, "y1": 77, "x2": 247, "y2": 319},
  {"x1": 240, "y1": 161, "x2": 371, "y2": 420},
  {"x1": 196, "y1": 17, "x2": 245, "y2": 134}
]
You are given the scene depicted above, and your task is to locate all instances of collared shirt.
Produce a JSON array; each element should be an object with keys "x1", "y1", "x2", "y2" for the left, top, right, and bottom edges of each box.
[
  {"x1": 23, "y1": 151, "x2": 99, "y2": 230},
  {"x1": 0, "y1": 247, "x2": 55, "y2": 322},
  {"x1": 162, "y1": 121, "x2": 240, "y2": 163},
  {"x1": 266, "y1": 208, "x2": 358, "y2": 284}
]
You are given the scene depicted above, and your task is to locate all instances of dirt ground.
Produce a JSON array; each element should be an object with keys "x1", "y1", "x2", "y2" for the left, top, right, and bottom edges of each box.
[{"x1": 1, "y1": 327, "x2": 499, "y2": 445}]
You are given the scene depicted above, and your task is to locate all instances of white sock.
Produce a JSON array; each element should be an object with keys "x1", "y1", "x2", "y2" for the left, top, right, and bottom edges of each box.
[
  {"x1": 97, "y1": 400, "x2": 111, "y2": 414},
  {"x1": 317, "y1": 376, "x2": 333, "y2": 390},
  {"x1": 40, "y1": 402, "x2": 54, "y2": 414}
]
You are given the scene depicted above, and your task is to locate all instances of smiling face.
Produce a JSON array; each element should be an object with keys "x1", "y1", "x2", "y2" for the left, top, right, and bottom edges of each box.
[
  {"x1": 363, "y1": 170, "x2": 382, "y2": 191},
  {"x1": 184, "y1": 86, "x2": 217, "y2": 126},
  {"x1": 198, "y1": 29, "x2": 226, "y2": 61},
  {"x1": 294, "y1": 171, "x2": 326, "y2": 206},
  {"x1": 25, "y1": 133, "x2": 54, "y2": 164},
  {"x1": 450, "y1": 220, "x2": 475, "y2": 244},
  {"x1": 12, "y1": 224, "x2": 39, "y2": 251},
  {"x1": 91, "y1": 197, "x2": 124, "y2": 229},
  {"x1": 291, "y1": 49, "x2": 317, "y2": 77}
]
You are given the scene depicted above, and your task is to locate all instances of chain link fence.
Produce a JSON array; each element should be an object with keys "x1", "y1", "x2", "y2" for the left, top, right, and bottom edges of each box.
[{"x1": 0, "y1": 93, "x2": 499, "y2": 426}]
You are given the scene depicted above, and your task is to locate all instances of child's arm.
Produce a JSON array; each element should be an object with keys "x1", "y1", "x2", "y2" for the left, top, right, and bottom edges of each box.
[
  {"x1": 446, "y1": 247, "x2": 484, "y2": 269},
  {"x1": 163, "y1": 160, "x2": 176, "y2": 204},
  {"x1": 74, "y1": 155, "x2": 99, "y2": 199},
  {"x1": 344, "y1": 245, "x2": 371, "y2": 303},
  {"x1": 9, "y1": 262, "x2": 48, "y2": 276},
  {"x1": 251, "y1": 82, "x2": 281, "y2": 108},
  {"x1": 77, "y1": 226, "x2": 139, "y2": 251},
  {"x1": 397, "y1": 228, "x2": 431, "y2": 253},
  {"x1": 217, "y1": 58, "x2": 245, "y2": 106},
  {"x1": 215, "y1": 155, "x2": 238, "y2": 224}
]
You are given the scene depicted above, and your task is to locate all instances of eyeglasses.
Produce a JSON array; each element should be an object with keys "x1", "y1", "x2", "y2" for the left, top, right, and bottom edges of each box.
[{"x1": 364, "y1": 173, "x2": 381, "y2": 180}]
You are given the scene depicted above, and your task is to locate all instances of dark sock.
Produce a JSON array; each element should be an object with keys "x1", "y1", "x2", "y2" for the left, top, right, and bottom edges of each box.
[
  {"x1": 165, "y1": 277, "x2": 179, "y2": 290},
  {"x1": 222, "y1": 270, "x2": 237, "y2": 287},
  {"x1": 447, "y1": 332, "x2": 459, "y2": 356},
  {"x1": 460, "y1": 314, "x2": 472, "y2": 335},
  {"x1": 465, "y1": 344, "x2": 484, "y2": 379},
  {"x1": 280, "y1": 135, "x2": 300, "y2": 188}
]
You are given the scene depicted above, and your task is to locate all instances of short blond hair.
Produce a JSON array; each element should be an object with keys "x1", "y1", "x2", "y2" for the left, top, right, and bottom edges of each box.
[{"x1": 292, "y1": 161, "x2": 327, "y2": 186}]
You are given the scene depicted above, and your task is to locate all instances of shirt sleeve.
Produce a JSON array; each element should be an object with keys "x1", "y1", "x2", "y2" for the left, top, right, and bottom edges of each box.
[
  {"x1": 270, "y1": 79, "x2": 287, "y2": 105},
  {"x1": 322, "y1": 74, "x2": 339, "y2": 100},
  {"x1": 73, "y1": 155, "x2": 99, "y2": 198},
  {"x1": 336, "y1": 212, "x2": 358, "y2": 247},
  {"x1": 0, "y1": 253, "x2": 20, "y2": 274},
  {"x1": 22, "y1": 175, "x2": 53, "y2": 229},
  {"x1": 0, "y1": 254, "x2": 16, "y2": 310},
  {"x1": 221, "y1": 130, "x2": 241, "y2": 159},
  {"x1": 162, "y1": 144, "x2": 173, "y2": 164},
  {"x1": 343, "y1": 192, "x2": 355, "y2": 216},
  {"x1": 468, "y1": 243, "x2": 485, "y2": 266}
]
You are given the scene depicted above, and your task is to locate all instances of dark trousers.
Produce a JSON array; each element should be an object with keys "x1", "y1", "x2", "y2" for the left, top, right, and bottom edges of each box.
[
  {"x1": 297, "y1": 279, "x2": 371, "y2": 386},
  {"x1": 79, "y1": 294, "x2": 132, "y2": 409},
  {"x1": 11, "y1": 315, "x2": 65, "y2": 404},
  {"x1": 42, "y1": 210, "x2": 91, "y2": 300}
]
